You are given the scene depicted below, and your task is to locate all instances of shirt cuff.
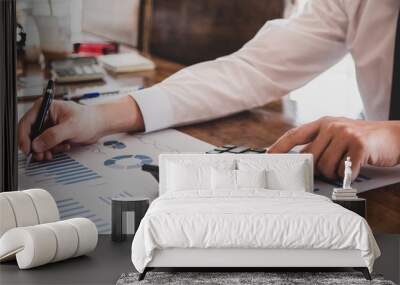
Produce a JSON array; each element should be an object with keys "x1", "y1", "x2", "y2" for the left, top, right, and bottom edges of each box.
[{"x1": 130, "y1": 85, "x2": 175, "y2": 133}]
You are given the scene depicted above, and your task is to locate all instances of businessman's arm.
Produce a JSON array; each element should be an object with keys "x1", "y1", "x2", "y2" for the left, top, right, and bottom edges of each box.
[{"x1": 131, "y1": 0, "x2": 350, "y2": 131}]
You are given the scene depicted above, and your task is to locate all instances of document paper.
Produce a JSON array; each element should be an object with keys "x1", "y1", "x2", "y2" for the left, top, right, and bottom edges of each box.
[
  {"x1": 18, "y1": 130, "x2": 400, "y2": 233},
  {"x1": 18, "y1": 129, "x2": 213, "y2": 233}
]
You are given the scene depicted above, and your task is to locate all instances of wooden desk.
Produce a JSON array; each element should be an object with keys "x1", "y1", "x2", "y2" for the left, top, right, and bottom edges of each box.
[
  {"x1": 181, "y1": 108, "x2": 400, "y2": 235},
  {"x1": 18, "y1": 55, "x2": 399, "y2": 234},
  {"x1": 17, "y1": 55, "x2": 185, "y2": 118}
]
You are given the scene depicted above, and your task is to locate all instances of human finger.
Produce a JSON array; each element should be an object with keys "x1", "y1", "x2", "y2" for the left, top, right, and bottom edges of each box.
[
  {"x1": 32, "y1": 123, "x2": 74, "y2": 153},
  {"x1": 45, "y1": 151, "x2": 53, "y2": 161},
  {"x1": 18, "y1": 99, "x2": 43, "y2": 153},
  {"x1": 268, "y1": 120, "x2": 321, "y2": 153},
  {"x1": 51, "y1": 143, "x2": 71, "y2": 154},
  {"x1": 317, "y1": 136, "x2": 348, "y2": 179},
  {"x1": 300, "y1": 130, "x2": 332, "y2": 166},
  {"x1": 33, "y1": 152, "x2": 44, "y2": 161}
]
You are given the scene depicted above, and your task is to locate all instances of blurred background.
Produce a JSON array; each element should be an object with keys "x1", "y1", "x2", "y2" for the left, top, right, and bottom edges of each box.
[{"x1": 16, "y1": 0, "x2": 363, "y2": 124}]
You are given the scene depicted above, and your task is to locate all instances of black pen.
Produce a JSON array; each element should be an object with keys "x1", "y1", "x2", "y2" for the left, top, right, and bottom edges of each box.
[{"x1": 26, "y1": 80, "x2": 55, "y2": 166}]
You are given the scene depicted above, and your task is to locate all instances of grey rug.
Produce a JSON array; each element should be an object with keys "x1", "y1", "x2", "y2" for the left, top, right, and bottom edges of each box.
[{"x1": 117, "y1": 272, "x2": 395, "y2": 285}]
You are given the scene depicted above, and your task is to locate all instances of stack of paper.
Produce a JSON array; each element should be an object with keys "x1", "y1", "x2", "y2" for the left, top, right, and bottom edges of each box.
[
  {"x1": 99, "y1": 52, "x2": 155, "y2": 73},
  {"x1": 332, "y1": 188, "x2": 358, "y2": 200}
]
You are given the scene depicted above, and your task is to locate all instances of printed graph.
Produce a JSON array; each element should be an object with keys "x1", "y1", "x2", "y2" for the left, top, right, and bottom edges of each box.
[
  {"x1": 56, "y1": 198, "x2": 111, "y2": 234},
  {"x1": 98, "y1": 191, "x2": 134, "y2": 205},
  {"x1": 103, "y1": 140, "x2": 126, "y2": 149},
  {"x1": 104, "y1": 154, "x2": 153, "y2": 170},
  {"x1": 18, "y1": 153, "x2": 102, "y2": 187},
  {"x1": 135, "y1": 134, "x2": 180, "y2": 153}
]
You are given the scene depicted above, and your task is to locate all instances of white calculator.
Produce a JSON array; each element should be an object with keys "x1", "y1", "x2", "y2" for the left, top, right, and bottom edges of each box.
[{"x1": 51, "y1": 57, "x2": 105, "y2": 83}]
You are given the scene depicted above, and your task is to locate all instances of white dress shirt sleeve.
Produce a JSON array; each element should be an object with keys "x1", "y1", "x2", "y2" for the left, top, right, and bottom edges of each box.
[{"x1": 131, "y1": 0, "x2": 350, "y2": 132}]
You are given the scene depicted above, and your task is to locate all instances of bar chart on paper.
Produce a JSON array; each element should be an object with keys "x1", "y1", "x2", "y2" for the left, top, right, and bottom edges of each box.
[
  {"x1": 56, "y1": 197, "x2": 111, "y2": 234},
  {"x1": 98, "y1": 191, "x2": 134, "y2": 206},
  {"x1": 17, "y1": 129, "x2": 214, "y2": 233},
  {"x1": 18, "y1": 152, "x2": 104, "y2": 188}
]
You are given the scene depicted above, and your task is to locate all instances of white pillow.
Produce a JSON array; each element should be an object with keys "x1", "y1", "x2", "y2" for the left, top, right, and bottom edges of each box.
[
  {"x1": 166, "y1": 159, "x2": 236, "y2": 192},
  {"x1": 211, "y1": 169, "x2": 267, "y2": 190},
  {"x1": 238, "y1": 158, "x2": 309, "y2": 191},
  {"x1": 211, "y1": 169, "x2": 236, "y2": 190},
  {"x1": 167, "y1": 162, "x2": 211, "y2": 191},
  {"x1": 236, "y1": 169, "x2": 267, "y2": 189},
  {"x1": 266, "y1": 166, "x2": 307, "y2": 191}
]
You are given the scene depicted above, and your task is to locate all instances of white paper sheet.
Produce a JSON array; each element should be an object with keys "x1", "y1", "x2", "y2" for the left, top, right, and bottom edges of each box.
[
  {"x1": 313, "y1": 164, "x2": 400, "y2": 198},
  {"x1": 288, "y1": 146, "x2": 400, "y2": 198},
  {"x1": 18, "y1": 129, "x2": 213, "y2": 233}
]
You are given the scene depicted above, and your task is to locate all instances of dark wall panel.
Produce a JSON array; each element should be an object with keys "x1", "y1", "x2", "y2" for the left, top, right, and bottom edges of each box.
[
  {"x1": 0, "y1": 0, "x2": 18, "y2": 192},
  {"x1": 150, "y1": 0, "x2": 284, "y2": 65}
]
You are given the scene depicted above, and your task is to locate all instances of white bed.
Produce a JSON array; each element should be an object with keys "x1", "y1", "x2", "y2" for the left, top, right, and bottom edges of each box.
[{"x1": 131, "y1": 154, "x2": 380, "y2": 280}]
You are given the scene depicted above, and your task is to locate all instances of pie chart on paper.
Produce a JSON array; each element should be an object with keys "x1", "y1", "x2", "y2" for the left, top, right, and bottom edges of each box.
[
  {"x1": 104, "y1": 155, "x2": 153, "y2": 170},
  {"x1": 103, "y1": 140, "x2": 126, "y2": 149}
]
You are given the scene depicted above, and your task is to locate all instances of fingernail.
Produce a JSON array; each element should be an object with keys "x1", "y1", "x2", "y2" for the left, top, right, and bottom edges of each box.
[{"x1": 32, "y1": 139, "x2": 46, "y2": 152}]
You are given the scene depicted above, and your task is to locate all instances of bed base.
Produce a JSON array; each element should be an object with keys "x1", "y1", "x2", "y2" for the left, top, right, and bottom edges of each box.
[
  {"x1": 138, "y1": 267, "x2": 371, "y2": 281},
  {"x1": 138, "y1": 269, "x2": 148, "y2": 281},
  {"x1": 137, "y1": 248, "x2": 372, "y2": 281},
  {"x1": 354, "y1": 267, "x2": 372, "y2": 280}
]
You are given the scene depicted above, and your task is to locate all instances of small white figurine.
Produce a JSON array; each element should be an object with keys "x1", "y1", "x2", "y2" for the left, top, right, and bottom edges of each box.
[
  {"x1": 332, "y1": 157, "x2": 357, "y2": 200},
  {"x1": 343, "y1": 156, "x2": 352, "y2": 189}
]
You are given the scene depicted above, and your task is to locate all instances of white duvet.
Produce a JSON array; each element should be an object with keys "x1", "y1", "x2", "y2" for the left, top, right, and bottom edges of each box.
[{"x1": 131, "y1": 190, "x2": 380, "y2": 273}]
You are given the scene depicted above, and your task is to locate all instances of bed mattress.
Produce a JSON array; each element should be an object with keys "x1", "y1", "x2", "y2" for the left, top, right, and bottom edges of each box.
[{"x1": 131, "y1": 190, "x2": 380, "y2": 272}]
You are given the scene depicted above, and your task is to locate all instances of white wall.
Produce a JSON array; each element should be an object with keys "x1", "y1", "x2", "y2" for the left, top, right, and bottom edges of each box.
[
  {"x1": 81, "y1": 0, "x2": 140, "y2": 47},
  {"x1": 18, "y1": 0, "x2": 83, "y2": 53},
  {"x1": 18, "y1": 0, "x2": 140, "y2": 53}
]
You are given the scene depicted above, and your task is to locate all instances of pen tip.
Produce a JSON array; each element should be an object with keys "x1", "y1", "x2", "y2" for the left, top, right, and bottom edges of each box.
[{"x1": 26, "y1": 154, "x2": 32, "y2": 167}]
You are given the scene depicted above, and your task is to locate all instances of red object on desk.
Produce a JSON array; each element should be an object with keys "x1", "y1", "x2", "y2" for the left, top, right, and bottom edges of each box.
[{"x1": 73, "y1": 42, "x2": 119, "y2": 56}]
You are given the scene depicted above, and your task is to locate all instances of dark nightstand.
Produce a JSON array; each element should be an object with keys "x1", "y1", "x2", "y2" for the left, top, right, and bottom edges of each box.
[
  {"x1": 112, "y1": 197, "x2": 150, "y2": 242},
  {"x1": 332, "y1": 198, "x2": 366, "y2": 218}
]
